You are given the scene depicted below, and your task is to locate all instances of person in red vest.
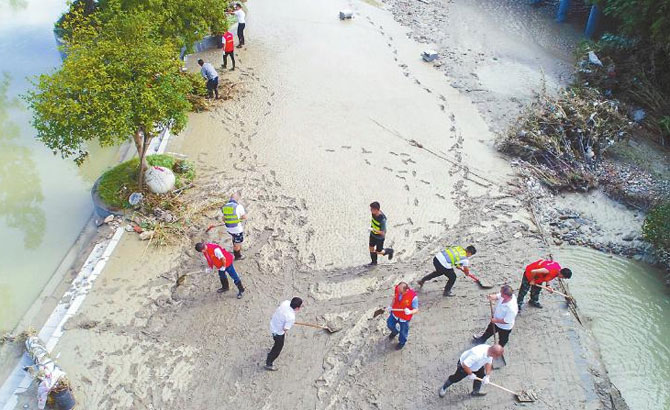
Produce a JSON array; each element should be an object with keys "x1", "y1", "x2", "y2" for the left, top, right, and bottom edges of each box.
[
  {"x1": 221, "y1": 30, "x2": 235, "y2": 71},
  {"x1": 386, "y1": 282, "x2": 419, "y2": 350},
  {"x1": 517, "y1": 257, "x2": 572, "y2": 309},
  {"x1": 195, "y1": 242, "x2": 245, "y2": 298}
]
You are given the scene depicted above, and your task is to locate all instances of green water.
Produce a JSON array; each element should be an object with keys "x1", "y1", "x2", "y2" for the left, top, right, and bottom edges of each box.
[
  {"x1": 0, "y1": 0, "x2": 118, "y2": 333},
  {"x1": 558, "y1": 247, "x2": 670, "y2": 410}
]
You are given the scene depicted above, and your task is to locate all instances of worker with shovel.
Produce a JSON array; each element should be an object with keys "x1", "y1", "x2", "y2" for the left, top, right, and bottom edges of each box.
[
  {"x1": 195, "y1": 242, "x2": 246, "y2": 299},
  {"x1": 385, "y1": 282, "x2": 418, "y2": 350},
  {"x1": 438, "y1": 344, "x2": 504, "y2": 398},
  {"x1": 368, "y1": 201, "x2": 394, "y2": 266},
  {"x1": 517, "y1": 258, "x2": 572, "y2": 309},
  {"x1": 265, "y1": 297, "x2": 303, "y2": 371},
  {"x1": 472, "y1": 285, "x2": 518, "y2": 347},
  {"x1": 417, "y1": 245, "x2": 477, "y2": 296}
]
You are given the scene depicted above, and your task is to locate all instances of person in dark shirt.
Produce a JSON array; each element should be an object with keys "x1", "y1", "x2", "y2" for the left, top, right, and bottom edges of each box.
[{"x1": 368, "y1": 201, "x2": 394, "y2": 266}]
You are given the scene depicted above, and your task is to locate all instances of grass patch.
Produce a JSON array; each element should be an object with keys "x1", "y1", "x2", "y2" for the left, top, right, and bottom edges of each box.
[{"x1": 97, "y1": 154, "x2": 195, "y2": 209}]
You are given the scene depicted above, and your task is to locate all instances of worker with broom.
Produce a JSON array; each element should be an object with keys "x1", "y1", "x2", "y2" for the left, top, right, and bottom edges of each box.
[
  {"x1": 368, "y1": 201, "x2": 394, "y2": 266},
  {"x1": 472, "y1": 285, "x2": 518, "y2": 347},
  {"x1": 517, "y1": 258, "x2": 572, "y2": 309},
  {"x1": 385, "y1": 282, "x2": 418, "y2": 350},
  {"x1": 417, "y1": 245, "x2": 477, "y2": 296},
  {"x1": 265, "y1": 297, "x2": 303, "y2": 371},
  {"x1": 195, "y1": 242, "x2": 245, "y2": 299},
  {"x1": 438, "y1": 344, "x2": 504, "y2": 398}
]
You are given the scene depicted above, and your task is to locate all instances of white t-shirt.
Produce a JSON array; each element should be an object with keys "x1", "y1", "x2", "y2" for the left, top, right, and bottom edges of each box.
[
  {"x1": 435, "y1": 251, "x2": 469, "y2": 270},
  {"x1": 459, "y1": 344, "x2": 492, "y2": 372},
  {"x1": 226, "y1": 203, "x2": 246, "y2": 234},
  {"x1": 493, "y1": 293, "x2": 518, "y2": 330},
  {"x1": 270, "y1": 300, "x2": 295, "y2": 335},
  {"x1": 234, "y1": 10, "x2": 246, "y2": 24}
]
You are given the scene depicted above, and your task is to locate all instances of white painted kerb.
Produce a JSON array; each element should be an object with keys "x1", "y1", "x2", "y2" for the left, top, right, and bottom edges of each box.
[{"x1": 0, "y1": 126, "x2": 171, "y2": 409}]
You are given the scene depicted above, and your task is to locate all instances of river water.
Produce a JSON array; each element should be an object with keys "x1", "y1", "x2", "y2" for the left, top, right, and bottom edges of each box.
[
  {"x1": 558, "y1": 247, "x2": 670, "y2": 410},
  {"x1": 0, "y1": 0, "x2": 118, "y2": 333}
]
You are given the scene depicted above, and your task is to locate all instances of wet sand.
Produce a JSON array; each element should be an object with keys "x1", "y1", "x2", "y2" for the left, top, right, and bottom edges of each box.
[{"x1": 10, "y1": 0, "x2": 626, "y2": 408}]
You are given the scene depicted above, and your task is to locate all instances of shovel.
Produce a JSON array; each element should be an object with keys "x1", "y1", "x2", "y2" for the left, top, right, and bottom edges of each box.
[
  {"x1": 535, "y1": 284, "x2": 574, "y2": 301},
  {"x1": 464, "y1": 271, "x2": 493, "y2": 289},
  {"x1": 489, "y1": 299, "x2": 507, "y2": 366},
  {"x1": 294, "y1": 321, "x2": 341, "y2": 333},
  {"x1": 372, "y1": 308, "x2": 406, "y2": 319},
  {"x1": 474, "y1": 377, "x2": 537, "y2": 402}
]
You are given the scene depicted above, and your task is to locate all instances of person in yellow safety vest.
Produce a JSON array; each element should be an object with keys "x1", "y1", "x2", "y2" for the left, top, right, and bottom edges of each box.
[
  {"x1": 368, "y1": 201, "x2": 394, "y2": 266},
  {"x1": 417, "y1": 245, "x2": 477, "y2": 296},
  {"x1": 209, "y1": 192, "x2": 248, "y2": 260}
]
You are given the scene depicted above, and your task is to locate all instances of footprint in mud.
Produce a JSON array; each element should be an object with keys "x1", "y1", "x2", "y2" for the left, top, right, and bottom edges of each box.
[
  {"x1": 402, "y1": 158, "x2": 416, "y2": 165},
  {"x1": 436, "y1": 193, "x2": 446, "y2": 199},
  {"x1": 424, "y1": 87, "x2": 432, "y2": 93},
  {"x1": 414, "y1": 79, "x2": 421, "y2": 85},
  {"x1": 389, "y1": 151, "x2": 398, "y2": 156},
  {"x1": 450, "y1": 125, "x2": 456, "y2": 132},
  {"x1": 395, "y1": 175, "x2": 406, "y2": 180},
  {"x1": 398, "y1": 170, "x2": 408, "y2": 174},
  {"x1": 405, "y1": 229, "x2": 410, "y2": 237},
  {"x1": 404, "y1": 185, "x2": 410, "y2": 191},
  {"x1": 440, "y1": 104, "x2": 446, "y2": 111},
  {"x1": 412, "y1": 170, "x2": 417, "y2": 177},
  {"x1": 420, "y1": 179, "x2": 430, "y2": 185},
  {"x1": 399, "y1": 153, "x2": 410, "y2": 157},
  {"x1": 264, "y1": 111, "x2": 271, "y2": 116},
  {"x1": 393, "y1": 49, "x2": 397, "y2": 55},
  {"x1": 414, "y1": 198, "x2": 419, "y2": 206},
  {"x1": 341, "y1": 145, "x2": 352, "y2": 149},
  {"x1": 271, "y1": 91, "x2": 275, "y2": 96},
  {"x1": 270, "y1": 170, "x2": 276, "y2": 177},
  {"x1": 364, "y1": 159, "x2": 371, "y2": 166},
  {"x1": 449, "y1": 113, "x2": 456, "y2": 122},
  {"x1": 383, "y1": 166, "x2": 393, "y2": 172},
  {"x1": 267, "y1": 101, "x2": 272, "y2": 106},
  {"x1": 403, "y1": 72, "x2": 410, "y2": 77},
  {"x1": 439, "y1": 95, "x2": 447, "y2": 101},
  {"x1": 253, "y1": 154, "x2": 258, "y2": 160},
  {"x1": 362, "y1": 148, "x2": 372, "y2": 154},
  {"x1": 326, "y1": 149, "x2": 335, "y2": 152},
  {"x1": 394, "y1": 57, "x2": 398, "y2": 62}
]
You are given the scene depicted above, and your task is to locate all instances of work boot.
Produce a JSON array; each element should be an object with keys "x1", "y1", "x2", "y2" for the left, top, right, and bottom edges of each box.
[
  {"x1": 395, "y1": 343, "x2": 405, "y2": 350},
  {"x1": 439, "y1": 380, "x2": 452, "y2": 398},
  {"x1": 264, "y1": 364, "x2": 278, "y2": 371},
  {"x1": 388, "y1": 331, "x2": 398, "y2": 340},
  {"x1": 443, "y1": 290, "x2": 455, "y2": 297},
  {"x1": 230, "y1": 67, "x2": 235, "y2": 71},
  {"x1": 417, "y1": 279, "x2": 425, "y2": 288},
  {"x1": 218, "y1": 276, "x2": 230, "y2": 293},
  {"x1": 471, "y1": 388, "x2": 487, "y2": 397},
  {"x1": 385, "y1": 248, "x2": 394, "y2": 260},
  {"x1": 235, "y1": 281, "x2": 245, "y2": 299},
  {"x1": 529, "y1": 301, "x2": 543, "y2": 309},
  {"x1": 472, "y1": 334, "x2": 484, "y2": 344}
]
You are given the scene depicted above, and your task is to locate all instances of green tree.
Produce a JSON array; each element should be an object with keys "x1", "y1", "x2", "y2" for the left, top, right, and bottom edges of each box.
[
  {"x1": 598, "y1": 0, "x2": 670, "y2": 52},
  {"x1": 26, "y1": 7, "x2": 192, "y2": 189},
  {"x1": 642, "y1": 201, "x2": 670, "y2": 251}
]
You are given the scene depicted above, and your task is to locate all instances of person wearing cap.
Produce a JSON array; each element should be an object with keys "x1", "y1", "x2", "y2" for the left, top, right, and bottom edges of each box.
[
  {"x1": 197, "y1": 59, "x2": 219, "y2": 99},
  {"x1": 438, "y1": 344, "x2": 504, "y2": 398},
  {"x1": 195, "y1": 242, "x2": 245, "y2": 298},
  {"x1": 265, "y1": 297, "x2": 302, "y2": 371},
  {"x1": 517, "y1": 258, "x2": 572, "y2": 309},
  {"x1": 472, "y1": 285, "x2": 518, "y2": 347},
  {"x1": 228, "y1": 3, "x2": 246, "y2": 48}
]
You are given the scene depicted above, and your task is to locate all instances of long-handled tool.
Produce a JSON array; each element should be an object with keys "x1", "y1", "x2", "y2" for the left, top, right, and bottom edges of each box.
[
  {"x1": 534, "y1": 284, "x2": 573, "y2": 300},
  {"x1": 489, "y1": 299, "x2": 507, "y2": 366},
  {"x1": 464, "y1": 270, "x2": 493, "y2": 289},
  {"x1": 294, "y1": 321, "x2": 341, "y2": 333},
  {"x1": 372, "y1": 308, "x2": 406, "y2": 319},
  {"x1": 474, "y1": 377, "x2": 537, "y2": 402}
]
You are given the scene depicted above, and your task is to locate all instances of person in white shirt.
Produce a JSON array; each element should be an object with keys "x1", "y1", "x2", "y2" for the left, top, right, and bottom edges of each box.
[
  {"x1": 265, "y1": 297, "x2": 302, "y2": 371},
  {"x1": 228, "y1": 3, "x2": 246, "y2": 47},
  {"x1": 473, "y1": 285, "x2": 518, "y2": 346},
  {"x1": 417, "y1": 245, "x2": 477, "y2": 297},
  {"x1": 439, "y1": 344, "x2": 504, "y2": 398},
  {"x1": 207, "y1": 192, "x2": 248, "y2": 260}
]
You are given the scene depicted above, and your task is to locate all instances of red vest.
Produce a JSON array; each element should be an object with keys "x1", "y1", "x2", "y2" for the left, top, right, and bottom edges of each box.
[
  {"x1": 223, "y1": 32, "x2": 234, "y2": 53},
  {"x1": 203, "y1": 243, "x2": 232, "y2": 269},
  {"x1": 392, "y1": 285, "x2": 417, "y2": 321},
  {"x1": 524, "y1": 259, "x2": 561, "y2": 283}
]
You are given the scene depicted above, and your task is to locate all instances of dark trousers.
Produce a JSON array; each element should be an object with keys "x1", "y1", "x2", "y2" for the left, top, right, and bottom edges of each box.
[
  {"x1": 237, "y1": 23, "x2": 246, "y2": 45},
  {"x1": 446, "y1": 361, "x2": 486, "y2": 391},
  {"x1": 517, "y1": 275, "x2": 542, "y2": 306},
  {"x1": 266, "y1": 333, "x2": 285, "y2": 366},
  {"x1": 479, "y1": 322, "x2": 512, "y2": 347},
  {"x1": 223, "y1": 51, "x2": 235, "y2": 68},
  {"x1": 206, "y1": 77, "x2": 219, "y2": 98},
  {"x1": 420, "y1": 257, "x2": 457, "y2": 293}
]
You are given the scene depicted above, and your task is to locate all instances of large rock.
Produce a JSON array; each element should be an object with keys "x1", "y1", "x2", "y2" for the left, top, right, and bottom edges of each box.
[{"x1": 145, "y1": 166, "x2": 175, "y2": 194}]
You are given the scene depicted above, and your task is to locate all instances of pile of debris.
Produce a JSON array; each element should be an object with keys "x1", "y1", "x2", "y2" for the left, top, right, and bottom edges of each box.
[{"x1": 498, "y1": 86, "x2": 632, "y2": 191}]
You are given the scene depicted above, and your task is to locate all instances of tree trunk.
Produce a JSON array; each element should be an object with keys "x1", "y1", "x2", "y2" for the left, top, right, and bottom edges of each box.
[{"x1": 132, "y1": 127, "x2": 153, "y2": 191}]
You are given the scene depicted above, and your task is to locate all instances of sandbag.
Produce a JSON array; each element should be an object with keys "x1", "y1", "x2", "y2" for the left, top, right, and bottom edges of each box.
[{"x1": 145, "y1": 165, "x2": 176, "y2": 194}]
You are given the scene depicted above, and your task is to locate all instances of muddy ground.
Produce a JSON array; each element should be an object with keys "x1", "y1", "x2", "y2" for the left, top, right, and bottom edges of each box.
[{"x1": 10, "y1": 0, "x2": 629, "y2": 408}]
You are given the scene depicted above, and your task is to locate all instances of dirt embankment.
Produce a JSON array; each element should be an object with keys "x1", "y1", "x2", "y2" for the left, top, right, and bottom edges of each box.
[{"x1": 8, "y1": 0, "x2": 629, "y2": 408}]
